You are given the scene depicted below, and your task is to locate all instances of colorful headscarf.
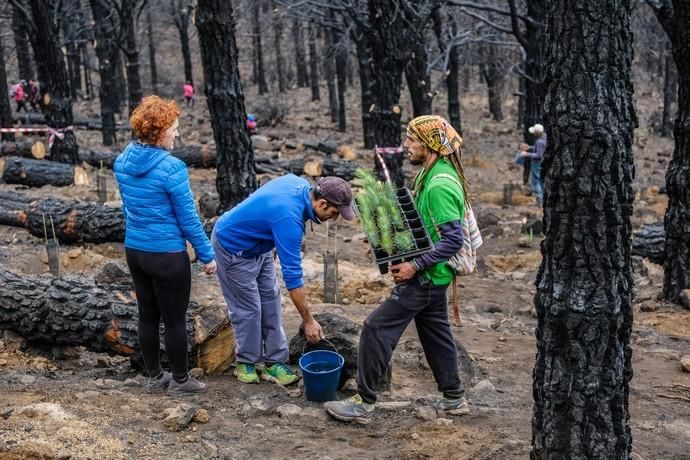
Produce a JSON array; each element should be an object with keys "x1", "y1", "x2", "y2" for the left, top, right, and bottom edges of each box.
[{"x1": 406, "y1": 115, "x2": 462, "y2": 156}]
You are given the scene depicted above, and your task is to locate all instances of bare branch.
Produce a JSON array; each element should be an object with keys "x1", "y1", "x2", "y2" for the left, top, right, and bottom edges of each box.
[
  {"x1": 459, "y1": 7, "x2": 513, "y2": 35},
  {"x1": 506, "y1": 0, "x2": 528, "y2": 49}
]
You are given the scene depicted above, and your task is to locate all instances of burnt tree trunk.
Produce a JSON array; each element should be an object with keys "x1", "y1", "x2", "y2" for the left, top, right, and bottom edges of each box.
[
  {"x1": 81, "y1": 42, "x2": 93, "y2": 99},
  {"x1": 26, "y1": 0, "x2": 79, "y2": 164},
  {"x1": 480, "y1": 42, "x2": 505, "y2": 122},
  {"x1": 660, "y1": 39, "x2": 676, "y2": 137},
  {"x1": 0, "y1": 190, "x2": 124, "y2": 243},
  {"x1": 632, "y1": 221, "x2": 665, "y2": 264},
  {"x1": 272, "y1": 1, "x2": 286, "y2": 93},
  {"x1": 353, "y1": 32, "x2": 375, "y2": 149},
  {"x1": 0, "y1": 35, "x2": 14, "y2": 142},
  {"x1": 405, "y1": 43, "x2": 433, "y2": 117},
  {"x1": 11, "y1": 2, "x2": 35, "y2": 83},
  {"x1": 172, "y1": 0, "x2": 194, "y2": 87},
  {"x1": 332, "y1": 22, "x2": 347, "y2": 132},
  {"x1": 62, "y1": 0, "x2": 84, "y2": 99},
  {"x1": 308, "y1": 23, "x2": 320, "y2": 101},
  {"x1": 360, "y1": 0, "x2": 436, "y2": 186},
  {"x1": 1, "y1": 141, "x2": 38, "y2": 158},
  {"x1": 647, "y1": 0, "x2": 690, "y2": 303},
  {"x1": 146, "y1": 4, "x2": 159, "y2": 94},
  {"x1": 196, "y1": 0, "x2": 256, "y2": 213},
  {"x1": 122, "y1": 0, "x2": 143, "y2": 114},
  {"x1": 293, "y1": 18, "x2": 309, "y2": 88},
  {"x1": 433, "y1": 9, "x2": 463, "y2": 132},
  {"x1": 252, "y1": 0, "x2": 268, "y2": 95},
  {"x1": 89, "y1": 0, "x2": 121, "y2": 146},
  {"x1": 532, "y1": 1, "x2": 635, "y2": 458},
  {"x1": 1, "y1": 156, "x2": 75, "y2": 187},
  {"x1": 324, "y1": 26, "x2": 338, "y2": 123}
]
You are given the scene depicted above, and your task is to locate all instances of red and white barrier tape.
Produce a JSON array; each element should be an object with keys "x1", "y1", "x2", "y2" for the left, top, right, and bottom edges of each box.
[
  {"x1": 373, "y1": 145, "x2": 404, "y2": 183},
  {"x1": 0, "y1": 126, "x2": 73, "y2": 150}
]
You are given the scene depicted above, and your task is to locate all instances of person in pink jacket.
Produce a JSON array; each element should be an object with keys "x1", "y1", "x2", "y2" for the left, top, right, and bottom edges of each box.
[{"x1": 183, "y1": 82, "x2": 195, "y2": 108}]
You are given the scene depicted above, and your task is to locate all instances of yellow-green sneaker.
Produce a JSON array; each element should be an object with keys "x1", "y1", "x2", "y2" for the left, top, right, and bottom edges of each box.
[
  {"x1": 261, "y1": 363, "x2": 300, "y2": 385},
  {"x1": 234, "y1": 363, "x2": 260, "y2": 384}
]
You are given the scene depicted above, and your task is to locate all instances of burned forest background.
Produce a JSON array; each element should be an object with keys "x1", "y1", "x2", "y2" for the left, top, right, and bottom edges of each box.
[{"x1": 0, "y1": 1, "x2": 689, "y2": 459}]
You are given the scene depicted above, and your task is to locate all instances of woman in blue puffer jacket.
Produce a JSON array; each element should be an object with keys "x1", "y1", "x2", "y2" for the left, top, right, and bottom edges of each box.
[{"x1": 114, "y1": 95, "x2": 216, "y2": 397}]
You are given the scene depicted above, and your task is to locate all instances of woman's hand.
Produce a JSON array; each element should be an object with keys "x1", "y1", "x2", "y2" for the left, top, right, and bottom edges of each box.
[{"x1": 202, "y1": 260, "x2": 217, "y2": 275}]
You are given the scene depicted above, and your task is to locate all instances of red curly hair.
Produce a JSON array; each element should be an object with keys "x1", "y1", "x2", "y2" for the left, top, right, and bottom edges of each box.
[{"x1": 129, "y1": 96, "x2": 180, "y2": 145}]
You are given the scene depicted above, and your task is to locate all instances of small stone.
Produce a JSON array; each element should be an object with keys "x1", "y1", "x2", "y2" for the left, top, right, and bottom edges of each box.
[
  {"x1": 415, "y1": 406, "x2": 437, "y2": 421},
  {"x1": 67, "y1": 247, "x2": 83, "y2": 258},
  {"x1": 498, "y1": 337, "x2": 507, "y2": 342},
  {"x1": 193, "y1": 408, "x2": 209, "y2": 424},
  {"x1": 341, "y1": 298, "x2": 351, "y2": 305},
  {"x1": 190, "y1": 368, "x2": 204, "y2": 379},
  {"x1": 19, "y1": 375, "x2": 36, "y2": 385},
  {"x1": 0, "y1": 359, "x2": 7, "y2": 366},
  {"x1": 410, "y1": 433, "x2": 420, "y2": 440},
  {"x1": 376, "y1": 401, "x2": 412, "y2": 411},
  {"x1": 96, "y1": 357, "x2": 110, "y2": 368},
  {"x1": 163, "y1": 404, "x2": 198, "y2": 432},
  {"x1": 640, "y1": 302, "x2": 658, "y2": 312},
  {"x1": 183, "y1": 435, "x2": 197, "y2": 443},
  {"x1": 681, "y1": 355, "x2": 690, "y2": 373},
  {"x1": 123, "y1": 378, "x2": 139, "y2": 387},
  {"x1": 473, "y1": 379, "x2": 497, "y2": 393},
  {"x1": 95, "y1": 379, "x2": 123, "y2": 389},
  {"x1": 435, "y1": 418, "x2": 453, "y2": 426},
  {"x1": 287, "y1": 388, "x2": 303, "y2": 398},
  {"x1": 276, "y1": 404, "x2": 302, "y2": 418}
]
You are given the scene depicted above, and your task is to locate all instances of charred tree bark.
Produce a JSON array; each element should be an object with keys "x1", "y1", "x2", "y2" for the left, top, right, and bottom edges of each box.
[
  {"x1": 62, "y1": 0, "x2": 84, "y2": 99},
  {"x1": 405, "y1": 43, "x2": 433, "y2": 117},
  {"x1": 661, "y1": 39, "x2": 676, "y2": 137},
  {"x1": 632, "y1": 221, "x2": 665, "y2": 264},
  {"x1": 293, "y1": 18, "x2": 309, "y2": 88},
  {"x1": 431, "y1": 9, "x2": 463, "y2": 132},
  {"x1": 11, "y1": 2, "x2": 35, "y2": 83},
  {"x1": 647, "y1": 0, "x2": 690, "y2": 303},
  {"x1": 146, "y1": 4, "x2": 159, "y2": 94},
  {"x1": 89, "y1": 0, "x2": 121, "y2": 146},
  {"x1": 353, "y1": 32, "x2": 375, "y2": 149},
  {"x1": 0, "y1": 190, "x2": 124, "y2": 243},
  {"x1": 121, "y1": 0, "x2": 143, "y2": 114},
  {"x1": 480, "y1": 42, "x2": 505, "y2": 122},
  {"x1": 532, "y1": 1, "x2": 635, "y2": 458},
  {"x1": 324, "y1": 27, "x2": 338, "y2": 124},
  {"x1": 1, "y1": 141, "x2": 38, "y2": 158},
  {"x1": 308, "y1": 23, "x2": 320, "y2": 101},
  {"x1": 1, "y1": 156, "x2": 75, "y2": 187},
  {"x1": 332, "y1": 22, "x2": 348, "y2": 132},
  {"x1": 172, "y1": 0, "x2": 194, "y2": 87},
  {"x1": 25, "y1": 0, "x2": 79, "y2": 164},
  {"x1": 0, "y1": 35, "x2": 14, "y2": 142},
  {"x1": 252, "y1": 0, "x2": 268, "y2": 95},
  {"x1": 81, "y1": 43, "x2": 93, "y2": 99},
  {"x1": 272, "y1": 1, "x2": 286, "y2": 93},
  {"x1": 196, "y1": 0, "x2": 256, "y2": 213},
  {"x1": 360, "y1": 0, "x2": 436, "y2": 186}
]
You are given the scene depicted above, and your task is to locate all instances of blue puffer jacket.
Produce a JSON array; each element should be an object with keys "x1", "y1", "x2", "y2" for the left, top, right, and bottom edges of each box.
[{"x1": 114, "y1": 142, "x2": 214, "y2": 263}]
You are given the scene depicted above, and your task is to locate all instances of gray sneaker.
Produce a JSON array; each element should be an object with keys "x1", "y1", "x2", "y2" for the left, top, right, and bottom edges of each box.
[
  {"x1": 167, "y1": 376, "x2": 207, "y2": 397},
  {"x1": 324, "y1": 394, "x2": 375, "y2": 425},
  {"x1": 432, "y1": 395, "x2": 469, "y2": 416},
  {"x1": 145, "y1": 371, "x2": 172, "y2": 393}
]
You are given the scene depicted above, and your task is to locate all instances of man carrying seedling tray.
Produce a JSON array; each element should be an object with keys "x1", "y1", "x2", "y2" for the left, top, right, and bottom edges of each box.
[
  {"x1": 212, "y1": 174, "x2": 355, "y2": 386},
  {"x1": 325, "y1": 115, "x2": 470, "y2": 424}
]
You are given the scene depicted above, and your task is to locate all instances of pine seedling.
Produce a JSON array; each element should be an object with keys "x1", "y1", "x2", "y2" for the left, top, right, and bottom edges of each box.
[
  {"x1": 394, "y1": 231, "x2": 414, "y2": 251},
  {"x1": 356, "y1": 194, "x2": 379, "y2": 248},
  {"x1": 377, "y1": 206, "x2": 394, "y2": 255}
]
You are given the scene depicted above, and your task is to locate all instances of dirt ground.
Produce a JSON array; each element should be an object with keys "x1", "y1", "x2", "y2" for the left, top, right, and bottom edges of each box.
[{"x1": 1, "y1": 85, "x2": 689, "y2": 460}]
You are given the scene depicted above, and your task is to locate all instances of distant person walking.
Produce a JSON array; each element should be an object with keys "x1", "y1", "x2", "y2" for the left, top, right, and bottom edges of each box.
[
  {"x1": 519, "y1": 123, "x2": 547, "y2": 205},
  {"x1": 10, "y1": 80, "x2": 27, "y2": 113},
  {"x1": 114, "y1": 95, "x2": 216, "y2": 397},
  {"x1": 183, "y1": 82, "x2": 195, "y2": 108},
  {"x1": 28, "y1": 79, "x2": 40, "y2": 111}
]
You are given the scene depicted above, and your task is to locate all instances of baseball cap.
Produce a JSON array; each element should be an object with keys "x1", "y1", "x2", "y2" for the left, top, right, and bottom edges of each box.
[
  {"x1": 316, "y1": 176, "x2": 355, "y2": 221},
  {"x1": 528, "y1": 123, "x2": 544, "y2": 135}
]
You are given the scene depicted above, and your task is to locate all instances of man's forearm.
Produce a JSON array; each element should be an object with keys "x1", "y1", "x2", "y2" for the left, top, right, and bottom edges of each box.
[{"x1": 288, "y1": 287, "x2": 313, "y2": 323}]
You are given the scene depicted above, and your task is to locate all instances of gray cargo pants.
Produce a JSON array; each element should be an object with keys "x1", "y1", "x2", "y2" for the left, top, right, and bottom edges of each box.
[{"x1": 212, "y1": 234, "x2": 289, "y2": 364}]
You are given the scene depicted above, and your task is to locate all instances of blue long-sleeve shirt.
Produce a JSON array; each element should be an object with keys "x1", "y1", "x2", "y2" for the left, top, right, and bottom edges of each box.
[
  {"x1": 213, "y1": 174, "x2": 316, "y2": 290},
  {"x1": 414, "y1": 220, "x2": 464, "y2": 271},
  {"x1": 526, "y1": 134, "x2": 547, "y2": 161}
]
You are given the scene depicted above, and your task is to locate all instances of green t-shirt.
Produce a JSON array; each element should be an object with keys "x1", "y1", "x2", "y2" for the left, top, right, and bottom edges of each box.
[{"x1": 412, "y1": 158, "x2": 465, "y2": 286}]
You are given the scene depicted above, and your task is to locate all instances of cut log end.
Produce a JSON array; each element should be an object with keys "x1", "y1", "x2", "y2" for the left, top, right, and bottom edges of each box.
[
  {"x1": 31, "y1": 141, "x2": 46, "y2": 160},
  {"x1": 73, "y1": 166, "x2": 90, "y2": 186}
]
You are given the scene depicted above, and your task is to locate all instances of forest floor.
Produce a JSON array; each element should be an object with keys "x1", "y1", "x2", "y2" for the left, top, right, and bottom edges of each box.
[{"x1": 0, "y1": 87, "x2": 689, "y2": 460}]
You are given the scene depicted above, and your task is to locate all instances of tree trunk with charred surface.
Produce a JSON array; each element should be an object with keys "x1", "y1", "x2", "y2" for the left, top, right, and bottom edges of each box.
[
  {"x1": 196, "y1": 0, "x2": 256, "y2": 213},
  {"x1": 0, "y1": 190, "x2": 124, "y2": 243},
  {"x1": 532, "y1": 1, "x2": 635, "y2": 458},
  {"x1": 1, "y1": 156, "x2": 75, "y2": 187},
  {"x1": 0, "y1": 35, "x2": 14, "y2": 142},
  {"x1": 27, "y1": 0, "x2": 79, "y2": 164}
]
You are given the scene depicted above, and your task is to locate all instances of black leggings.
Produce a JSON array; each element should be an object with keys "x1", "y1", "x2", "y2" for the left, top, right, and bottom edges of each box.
[{"x1": 125, "y1": 248, "x2": 191, "y2": 381}]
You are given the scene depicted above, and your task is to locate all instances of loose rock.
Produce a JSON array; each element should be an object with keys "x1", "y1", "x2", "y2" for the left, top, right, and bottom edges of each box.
[
  {"x1": 415, "y1": 406, "x2": 437, "y2": 421},
  {"x1": 163, "y1": 404, "x2": 198, "y2": 432},
  {"x1": 276, "y1": 404, "x2": 302, "y2": 418},
  {"x1": 193, "y1": 408, "x2": 210, "y2": 423},
  {"x1": 681, "y1": 355, "x2": 690, "y2": 373}
]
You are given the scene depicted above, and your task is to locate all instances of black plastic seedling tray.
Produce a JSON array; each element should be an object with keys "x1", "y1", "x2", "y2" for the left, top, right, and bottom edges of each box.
[{"x1": 356, "y1": 187, "x2": 434, "y2": 274}]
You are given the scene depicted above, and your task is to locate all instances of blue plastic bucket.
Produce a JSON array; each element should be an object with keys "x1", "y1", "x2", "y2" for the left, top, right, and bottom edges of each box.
[{"x1": 299, "y1": 349, "x2": 344, "y2": 402}]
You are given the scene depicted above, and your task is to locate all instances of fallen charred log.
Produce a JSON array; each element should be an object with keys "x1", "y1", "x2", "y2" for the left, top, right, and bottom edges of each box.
[
  {"x1": 0, "y1": 267, "x2": 234, "y2": 374},
  {"x1": 0, "y1": 190, "x2": 124, "y2": 243},
  {"x1": 12, "y1": 112, "x2": 131, "y2": 130},
  {"x1": 632, "y1": 221, "x2": 665, "y2": 264},
  {"x1": 0, "y1": 156, "x2": 80, "y2": 187}
]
